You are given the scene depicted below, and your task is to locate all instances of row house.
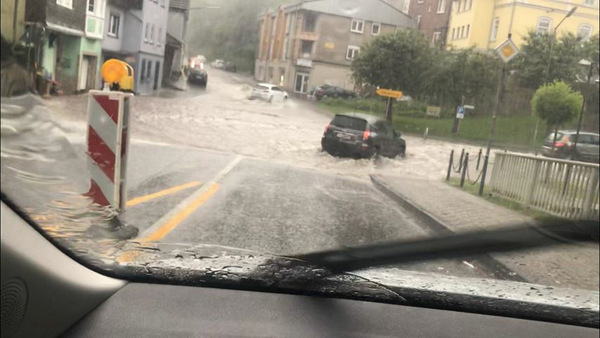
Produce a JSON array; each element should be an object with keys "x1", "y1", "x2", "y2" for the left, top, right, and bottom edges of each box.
[
  {"x1": 255, "y1": 0, "x2": 416, "y2": 95},
  {"x1": 446, "y1": 0, "x2": 599, "y2": 50},
  {"x1": 408, "y1": 0, "x2": 452, "y2": 48},
  {"x1": 102, "y1": 0, "x2": 170, "y2": 94},
  {"x1": 25, "y1": 0, "x2": 107, "y2": 94}
]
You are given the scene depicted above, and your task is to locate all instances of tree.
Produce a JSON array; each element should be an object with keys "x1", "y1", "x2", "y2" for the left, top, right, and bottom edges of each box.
[
  {"x1": 351, "y1": 29, "x2": 434, "y2": 97},
  {"x1": 187, "y1": 0, "x2": 288, "y2": 73},
  {"x1": 512, "y1": 31, "x2": 599, "y2": 89},
  {"x1": 423, "y1": 48, "x2": 501, "y2": 111},
  {"x1": 531, "y1": 81, "x2": 583, "y2": 148}
]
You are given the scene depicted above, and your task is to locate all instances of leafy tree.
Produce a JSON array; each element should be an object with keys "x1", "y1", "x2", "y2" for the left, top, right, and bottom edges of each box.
[
  {"x1": 351, "y1": 29, "x2": 434, "y2": 97},
  {"x1": 423, "y1": 48, "x2": 501, "y2": 111},
  {"x1": 512, "y1": 31, "x2": 599, "y2": 89},
  {"x1": 187, "y1": 0, "x2": 288, "y2": 73},
  {"x1": 531, "y1": 81, "x2": 582, "y2": 147}
]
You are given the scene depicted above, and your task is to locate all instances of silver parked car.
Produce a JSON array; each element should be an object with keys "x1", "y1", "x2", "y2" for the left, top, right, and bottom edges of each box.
[{"x1": 541, "y1": 130, "x2": 599, "y2": 163}]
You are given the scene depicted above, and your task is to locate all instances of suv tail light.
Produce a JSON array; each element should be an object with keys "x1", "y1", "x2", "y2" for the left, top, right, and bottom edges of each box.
[
  {"x1": 363, "y1": 130, "x2": 371, "y2": 140},
  {"x1": 324, "y1": 124, "x2": 330, "y2": 133},
  {"x1": 554, "y1": 141, "x2": 565, "y2": 147}
]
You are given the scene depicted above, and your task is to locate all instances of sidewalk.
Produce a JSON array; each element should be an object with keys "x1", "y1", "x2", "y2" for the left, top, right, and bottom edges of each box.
[{"x1": 371, "y1": 174, "x2": 599, "y2": 291}]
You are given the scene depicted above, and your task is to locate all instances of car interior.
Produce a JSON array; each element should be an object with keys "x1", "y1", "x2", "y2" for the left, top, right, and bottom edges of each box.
[{"x1": 2, "y1": 200, "x2": 598, "y2": 338}]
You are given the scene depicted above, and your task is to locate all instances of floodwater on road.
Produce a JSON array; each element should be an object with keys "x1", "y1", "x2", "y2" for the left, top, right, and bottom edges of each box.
[{"x1": 46, "y1": 69, "x2": 493, "y2": 182}]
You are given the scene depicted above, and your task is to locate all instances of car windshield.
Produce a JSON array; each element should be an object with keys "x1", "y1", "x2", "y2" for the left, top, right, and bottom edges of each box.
[{"x1": 1, "y1": 0, "x2": 599, "y2": 326}]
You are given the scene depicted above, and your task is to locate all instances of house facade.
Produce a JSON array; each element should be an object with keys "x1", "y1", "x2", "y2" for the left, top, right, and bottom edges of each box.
[
  {"x1": 446, "y1": 0, "x2": 599, "y2": 50},
  {"x1": 163, "y1": 0, "x2": 189, "y2": 89},
  {"x1": 25, "y1": 0, "x2": 107, "y2": 94},
  {"x1": 102, "y1": 0, "x2": 169, "y2": 94},
  {"x1": 1, "y1": 0, "x2": 26, "y2": 43},
  {"x1": 255, "y1": 0, "x2": 416, "y2": 94},
  {"x1": 408, "y1": 0, "x2": 452, "y2": 48}
]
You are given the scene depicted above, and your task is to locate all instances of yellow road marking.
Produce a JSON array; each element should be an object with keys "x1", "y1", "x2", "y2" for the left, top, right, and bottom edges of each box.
[
  {"x1": 116, "y1": 183, "x2": 220, "y2": 263},
  {"x1": 141, "y1": 183, "x2": 220, "y2": 242},
  {"x1": 126, "y1": 181, "x2": 202, "y2": 207}
]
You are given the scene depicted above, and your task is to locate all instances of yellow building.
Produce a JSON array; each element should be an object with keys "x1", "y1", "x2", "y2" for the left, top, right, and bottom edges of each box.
[
  {"x1": 446, "y1": 0, "x2": 599, "y2": 50},
  {"x1": 1, "y1": 0, "x2": 26, "y2": 43}
]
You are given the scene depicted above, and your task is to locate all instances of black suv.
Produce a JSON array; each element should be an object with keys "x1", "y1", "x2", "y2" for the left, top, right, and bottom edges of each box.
[
  {"x1": 314, "y1": 85, "x2": 358, "y2": 100},
  {"x1": 321, "y1": 113, "x2": 406, "y2": 159}
]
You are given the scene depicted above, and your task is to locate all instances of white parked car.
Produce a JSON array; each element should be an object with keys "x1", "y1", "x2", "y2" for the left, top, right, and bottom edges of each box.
[
  {"x1": 211, "y1": 59, "x2": 224, "y2": 69},
  {"x1": 249, "y1": 83, "x2": 288, "y2": 103}
]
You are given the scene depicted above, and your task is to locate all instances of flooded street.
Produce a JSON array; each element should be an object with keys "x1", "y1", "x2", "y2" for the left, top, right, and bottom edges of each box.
[
  {"x1": 47, "y1": 69, "x2": 490, "y2": 181},
  {"x1": 0, "y1": 69, "x2": 509, "y2": 280}
]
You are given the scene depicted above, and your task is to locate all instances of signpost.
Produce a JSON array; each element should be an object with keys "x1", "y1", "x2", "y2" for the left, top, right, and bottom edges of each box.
[
  {"x1": 478, "y1": 37, "x2": 519, "y2": 196},
  {"x1": 376, "y1": 88, "x2": 403, "y2": 122}
]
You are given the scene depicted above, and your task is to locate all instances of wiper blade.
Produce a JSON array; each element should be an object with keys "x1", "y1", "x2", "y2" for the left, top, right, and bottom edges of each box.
[{"x1": 295, "y1": 220, "x2": 598, "y2": 273}]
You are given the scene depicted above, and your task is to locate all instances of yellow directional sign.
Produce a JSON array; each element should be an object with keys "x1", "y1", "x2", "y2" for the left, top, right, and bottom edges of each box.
[{"x1": 376, "y1": 88, "x2": 403, "y2": 99}]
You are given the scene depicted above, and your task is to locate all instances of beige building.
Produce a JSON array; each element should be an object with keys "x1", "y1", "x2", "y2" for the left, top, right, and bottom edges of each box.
[{"x1": 255, "y1": 0, "x2": 416, "y2": 94}]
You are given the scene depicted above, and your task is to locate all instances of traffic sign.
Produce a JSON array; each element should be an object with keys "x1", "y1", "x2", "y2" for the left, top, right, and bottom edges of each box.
[
  {"x1": 456, "y1": 106, "x2": 465, "y2": 119},
  {"x1": 463, "y1": 105, "x2": 475, "y2": 110},
  {"x1": 495, "y1": 38, "x2": 519, "y2": 63},
  {"x1": 376, "y1": 88, "x2": 403, "y2": 99}
]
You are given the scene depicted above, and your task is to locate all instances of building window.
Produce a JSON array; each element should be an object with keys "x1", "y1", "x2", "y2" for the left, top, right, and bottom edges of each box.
[
  {"x1": 465, "y1": 0, "x2": 472, "y2": 11},
  {"x1": 158, "y1": 27, "x2": 162, "y2": 46},
  {"x1": 465, "y1": 24, "x2": 470, "y2": 38},
  {"x1": 437, "y1": 0, "x2": 446, "y2": 13},
  {"x1": 460, "y1": 26, "x2": 465, "y2": 38},
  {"x1": 416, "y1": 15, "x2": 422, "y2": 28},
  {"x1": 346, "y1": 45, "x2": 360, "y2": 60},
  {"x1": 160, "y1": 0, "x2": 165, "y2": 6},
  {"x1": 536, "y1": 17, "x2": 552, "y2": 34},
  {"x1": 108, "y1": 14, "x2": 120, "y2": 37},
  {"x1": 418, "y1": 0, "x2": 424, "y2": 3},
  {"x1": 350, "y1": 19, "x2": 364, "y2": 33},
  {"x1": 304, "y1": 11, "x2": 318, "y2": 32},
  {"x1": 57, "y1": 0, "x2": 73, "y2": 9},
  {"x1": 88, "y1": 0, "x2": 95, "y2": 12},
  {"x1": 294, "y1": 72, "x2": 309, "y2": 93},
  {"x1": 584, "y1": 0, "x2": 596, "y2": 6},
  {"x1": 372, "y1": 23, "x2": 381, "y2": 35},
  {"x1": 301, "y1": 40, "x2": 314, "y2": 57},
  {"x1": 451, "y1": 27, "x2": 456, "y2": 40},
  {"x1": 150, "y1": 25, "x2": 155, "y2": 44},
  {"x1": 432, "y1": 31, "x2": 441, "y2": 44},
  {"x1": 144, "y1": 23, "x2": 149, "y2": 42},
  {"x1": 578, "y1": 24, "x2": 593, "y2": 39},
  {"x1": 490, "y1": 17, "x2": 499, "y2": 41}
]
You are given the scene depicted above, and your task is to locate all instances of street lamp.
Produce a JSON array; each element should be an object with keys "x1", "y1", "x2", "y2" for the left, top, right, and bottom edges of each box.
[
  {"x1": 571, "y1": 59, "x2": 597, "y2": 158},
  {"x1": 533, "y1": 7, "x2": 578, "y2": 153}
]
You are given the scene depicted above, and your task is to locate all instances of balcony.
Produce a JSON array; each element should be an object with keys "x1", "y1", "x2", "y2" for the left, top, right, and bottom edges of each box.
[
  {"x1": 296, "y1": 58, "x2": 312, "y2": 67},
  {"x1": 297, "y1": 31, "x2": 319, "y2": 41}
]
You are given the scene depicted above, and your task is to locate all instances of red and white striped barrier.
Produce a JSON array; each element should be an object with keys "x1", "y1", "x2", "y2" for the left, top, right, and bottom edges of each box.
[{"x1": 84, "y1": 90, "x2": 133, "y2": 211}]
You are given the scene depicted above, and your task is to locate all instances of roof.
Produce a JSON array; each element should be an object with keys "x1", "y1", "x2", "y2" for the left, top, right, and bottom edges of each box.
[
  {"x1": 557, "y1": 130, "x2": 600, "y2": 136},
  {"x1": 284, "y1": 0, "x2": 415, "y2": 27},
  {"x1": 335, "y1": 112, "x2": 385, "y2": 123}
]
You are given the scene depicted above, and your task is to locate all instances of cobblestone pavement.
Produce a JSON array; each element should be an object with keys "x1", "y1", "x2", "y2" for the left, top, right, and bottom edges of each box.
[{"x1": 371, "y1": 175, "x2": 600, "y2": 291}]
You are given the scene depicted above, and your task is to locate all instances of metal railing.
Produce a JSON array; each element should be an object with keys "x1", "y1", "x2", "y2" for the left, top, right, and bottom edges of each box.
[{"x1": 490, "y1": 152, "x2": 599, "y2": 221}]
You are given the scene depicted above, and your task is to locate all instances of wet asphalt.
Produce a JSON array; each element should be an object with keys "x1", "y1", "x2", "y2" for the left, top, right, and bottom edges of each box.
[{"x1": 46, "y1": 69, "x2": 502, "y2": 278}]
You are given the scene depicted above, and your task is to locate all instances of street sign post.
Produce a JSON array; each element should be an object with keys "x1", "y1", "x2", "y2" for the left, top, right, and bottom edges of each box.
[
  {"x1": 376, "y1": 88, "x2": 403, "y2": 98},
  {"x1": 376, "y1": 88, "x2": 403, "y2": 121},
  {"x1": 479, "y1": 37, "x2": 519, "y2": 196},
  {"x1": 456, "y1": 106, "x2": 465, "y2": 119}
]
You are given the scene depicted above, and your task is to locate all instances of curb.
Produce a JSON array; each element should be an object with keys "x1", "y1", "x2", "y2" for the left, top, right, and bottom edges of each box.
[{"x1": 369, "y1": 174, "x2": 528, "y2": 283}]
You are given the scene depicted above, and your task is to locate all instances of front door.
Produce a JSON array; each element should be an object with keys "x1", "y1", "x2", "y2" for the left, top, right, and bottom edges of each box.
[
  {"x1": 78, "y1": 56, "x2": 89, "y2": 91},
  {"x1": 294, "y1": 72, "x2": 309, "y2": 93}
]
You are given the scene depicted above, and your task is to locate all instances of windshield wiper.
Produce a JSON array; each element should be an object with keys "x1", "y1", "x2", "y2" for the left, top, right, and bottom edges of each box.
[{"x1": 295, "y1": 220, "x2": 598, "y2": 273}]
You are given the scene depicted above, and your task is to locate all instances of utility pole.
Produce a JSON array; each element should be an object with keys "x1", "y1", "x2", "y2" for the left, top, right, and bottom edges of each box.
[
  {"x1": 571, "y1": 60, "x2": 595, "y2": 157},
  {"x1": 532, "y1": 7, "x2": 577, "y2": 154}
]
